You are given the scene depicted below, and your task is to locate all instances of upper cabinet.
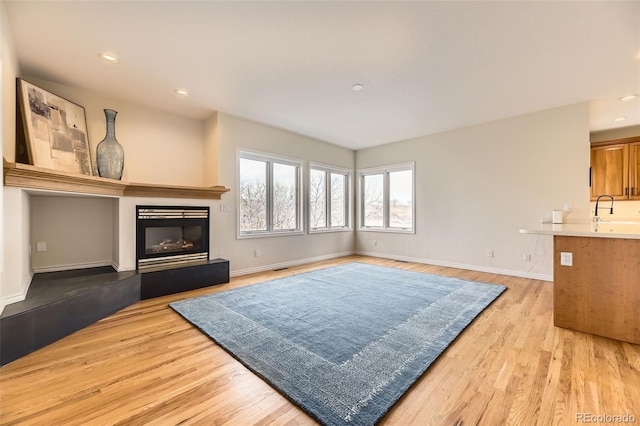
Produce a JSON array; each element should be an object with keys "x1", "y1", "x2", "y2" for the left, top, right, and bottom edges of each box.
[
  {"x1": 629, "y1": 142, "x2": 640, "y2": 200},
  {"x1": 590, "y1": 137, "x2": 640, "y2": 201}
]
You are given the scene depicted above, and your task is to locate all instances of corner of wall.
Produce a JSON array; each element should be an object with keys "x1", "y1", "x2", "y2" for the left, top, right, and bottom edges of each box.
[
  {"x1": 0, "y1": 0, "x2": 21, "y2": 312},
  {"x1": 1, "y1": 0, "x2": 19, "y2": 163},
  {"x1": 203, "y1": 112, "x2": 219, "y2": 186},
  {"x1": 2, "y1": 187, "x2": 33, "y2": 306},
  {"x1": 0, "y1": 271, "x2": 4, "y2": 315}
]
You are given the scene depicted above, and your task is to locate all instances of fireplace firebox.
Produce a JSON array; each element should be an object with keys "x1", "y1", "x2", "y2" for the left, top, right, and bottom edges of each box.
[{"x1": 136, "y1": 206, "x2": 210, "y2": 270}]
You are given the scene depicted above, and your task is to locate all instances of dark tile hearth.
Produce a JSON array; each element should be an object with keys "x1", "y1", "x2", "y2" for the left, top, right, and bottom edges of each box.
[
  {"x1": 1, "y1": 266, "x2": 138, "y2": 317},
  {"x1": 0, "y1": 259, "x2": 230, "y2": 366},
  {"x1": 0, "y1": 267, "x2": 141, "y2": 366}
]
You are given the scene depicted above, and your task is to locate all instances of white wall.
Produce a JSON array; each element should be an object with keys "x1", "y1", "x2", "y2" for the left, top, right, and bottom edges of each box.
[
  {"x1": 30, "y1": 195, "x2": 115, "y2": 272},
  {"x1": 1, "y1": 0, "x2": 17, "y2": 163},
  {"x1": 214, "y1": 113, "x2": 355, "y2": 275},
  {"x1": 2, "y1": 187, "x2": 31, "y2": 304},
  {"x1": 591, "y1": 125, "x2": 640, "y2": 143},
  {"x1": 203, "y1": 113, "x2": 219, "y2": 186},
  {"x1": 17, "y1": 77, "x2": 206, "y2": 186},
  {"x1": 1, "y1": 0, "x2": 20, "y2": 313},
  {"x1": 355, "y1": 103, "x2": 591, "y2": 280}
]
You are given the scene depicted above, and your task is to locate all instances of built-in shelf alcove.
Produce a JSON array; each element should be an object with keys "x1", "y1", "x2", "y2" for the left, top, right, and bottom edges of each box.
[
  {"x1": 31, "y1": 192, "x2": 117, "y2": 274},
  {"x1": 1, "y1": 161, "x2": 231, "y2": 365}
]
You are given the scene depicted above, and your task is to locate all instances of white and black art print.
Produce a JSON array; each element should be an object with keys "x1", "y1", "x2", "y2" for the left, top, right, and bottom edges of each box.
[{"x1": 17, "y1": 79, "x2": 93, "y2": 176}]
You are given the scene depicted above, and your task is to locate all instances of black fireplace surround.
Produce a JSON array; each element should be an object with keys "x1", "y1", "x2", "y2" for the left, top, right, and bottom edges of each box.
[{"x1": 136, "y1": 205, "x2": 210, "y2": 270}]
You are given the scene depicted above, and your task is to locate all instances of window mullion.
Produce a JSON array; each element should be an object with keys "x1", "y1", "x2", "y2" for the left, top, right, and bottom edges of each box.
[
  {"x1": 344, "y1": 174, "x2": 350, "y2": 228},
  {"x1": 296, "y1": 164, "x2": 301, "y2": 231},
  {"x1": 267, "y1": 161, "x2": 273, "y2": 232},
  {"x1": 325, "y1": 172, "x2": 331, "y2": 227},
  {"x1": 383, "y1": 170, "x2": 390, "y2": 229},
  {"x1": 360, "y1": 174, "x2": 366, "y2": 228}
]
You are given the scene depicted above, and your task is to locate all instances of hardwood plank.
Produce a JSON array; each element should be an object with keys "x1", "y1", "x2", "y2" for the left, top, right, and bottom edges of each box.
[{"x1": 1, "y1": 255, "x2": 639, "y2": 425}]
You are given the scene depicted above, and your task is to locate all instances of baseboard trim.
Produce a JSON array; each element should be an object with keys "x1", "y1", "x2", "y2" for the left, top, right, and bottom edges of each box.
[
  {"x1": 3, "y1": 271, "x2": 34, "y2": 305},
  {"x1": 356, "y1": 251, "x2": 553, "y2": 282},
  {"x1": 231, "y1": 251, "x2": 355, "y2": 277},
  {"x1": 33, "y1": 261, "x2": 113, "y2": 274}
]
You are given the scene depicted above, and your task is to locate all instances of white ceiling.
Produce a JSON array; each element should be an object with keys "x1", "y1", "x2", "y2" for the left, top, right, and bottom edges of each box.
[{"x1": 4, "y1": 1, "x2": 640, "y2": 150}]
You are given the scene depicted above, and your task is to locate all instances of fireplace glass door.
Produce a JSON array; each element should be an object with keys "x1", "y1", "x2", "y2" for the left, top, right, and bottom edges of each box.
[
  {"x1": 145, "y1": 224, "x2": 203, "y2": 255},
  {"x1": 136, "y1": 206, "x2": 209, "y2": 269}
]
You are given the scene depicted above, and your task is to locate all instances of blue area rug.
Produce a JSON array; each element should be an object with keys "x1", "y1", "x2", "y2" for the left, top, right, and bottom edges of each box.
[{"x1": 170, "y1": 262, "x2": 506, "y2": 425}]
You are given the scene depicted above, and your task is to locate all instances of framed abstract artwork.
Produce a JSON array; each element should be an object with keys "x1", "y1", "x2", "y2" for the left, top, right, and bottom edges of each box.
[{"x1": 16, "y1": 78, "x2": 93, "y2": 175}]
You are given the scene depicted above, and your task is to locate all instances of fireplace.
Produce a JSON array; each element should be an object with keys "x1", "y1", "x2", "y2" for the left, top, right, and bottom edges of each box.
[{"x1": 136, "y1": 205, "x2": 209, "y2": 270}]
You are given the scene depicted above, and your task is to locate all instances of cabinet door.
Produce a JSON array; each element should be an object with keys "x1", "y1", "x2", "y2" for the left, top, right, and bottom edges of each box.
[
  {"x1": 590, "y1": 144, "x2": 628, "y2": 200},
  {"x1": 629, "y1": 142, "x2": 640, "y2": 200}
]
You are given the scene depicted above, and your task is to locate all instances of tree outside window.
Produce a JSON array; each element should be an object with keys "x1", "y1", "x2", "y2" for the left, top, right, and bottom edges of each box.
[
  {"x1": 309, "y1": 164, "x2": 351, "y2": 231},
  {"x1": 359, "y1": 163, "x2": 414, "y2": 232},
  {"x1": 238, "y1": 150, "x2": 302, "y2": 237}
]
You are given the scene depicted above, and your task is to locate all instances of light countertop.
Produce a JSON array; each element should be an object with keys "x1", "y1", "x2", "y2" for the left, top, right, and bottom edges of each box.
[{"x1": 520, "y1": 221, "x2": 640, "y2": 239}]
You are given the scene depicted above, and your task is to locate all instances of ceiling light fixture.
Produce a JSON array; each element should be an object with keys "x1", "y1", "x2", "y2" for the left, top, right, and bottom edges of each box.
[
  {"x1": 99, "y1": 53, "x2": 118, "y2": 63},
  {"x1": 620, "y1": 94, "x2": 638, "y2": 102},
  {"x1": 614, "y1": 116, "x2": 628, "y2": 122},
  {"x1": 352, "y1": 84, "x2": 364, "y2": 91},
  {"x1": 175, "y1": 88, "x2": 189, "y2": 97}
]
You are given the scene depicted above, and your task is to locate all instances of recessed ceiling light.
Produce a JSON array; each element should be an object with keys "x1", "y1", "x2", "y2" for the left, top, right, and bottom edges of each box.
[
  {"x1": 99, "y1": 53, "x2": 118, "y2": 63},
  {"x1": 175, "y1": 88, "x2": 189, "y2": 97},
  {"x1": 352, "y1": 84, "x2": 364, "y2": 91},
  {"x1": 614, "y1": 116, "x2": 628, "y2": 122},
  {"x1": 620, "y1": 94, "x2": 638, "y2": 102}
]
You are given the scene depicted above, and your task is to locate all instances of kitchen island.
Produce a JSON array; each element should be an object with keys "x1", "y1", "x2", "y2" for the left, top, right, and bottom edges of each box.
[{"x1": 520, "y1": 222, "x2": 640, "y2": 345}]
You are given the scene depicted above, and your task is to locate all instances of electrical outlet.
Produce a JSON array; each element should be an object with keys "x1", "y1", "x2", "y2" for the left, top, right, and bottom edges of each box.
[
  {"x1": 254, "y1": 249, "x2": 261, "y2": 257},
  {"x1": 36, "y1": 242, "x2": 47, "y2": 252},
  {"x1": 486, "y1": 249, "x2": 494, "y2": 258},
  {"x1": 219, "y1": 204, "x2": 232, "y2": 212},
  {"x1": 523, "y1": 253, "x2": 532, "y2": 262},
  {"x1": 560, "y1": 252, "x2": 573, "y2": 266}
]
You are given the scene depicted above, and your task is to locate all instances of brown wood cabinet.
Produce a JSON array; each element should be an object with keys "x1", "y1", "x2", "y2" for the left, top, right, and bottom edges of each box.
[
  {"x1": 630, "y1": 141, "x2": 640, "y2": 200},
  {"x1": 554, "y1": 235, "x2": 640, "y2": 345},
  {"x1": 590, "y1": 136, "x2": 640, "y2": 201}
]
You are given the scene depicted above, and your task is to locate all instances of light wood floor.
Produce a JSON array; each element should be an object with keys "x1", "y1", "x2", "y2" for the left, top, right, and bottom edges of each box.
[{"x1": 1, "y1": 255, "x2": 639, "y2": 425}]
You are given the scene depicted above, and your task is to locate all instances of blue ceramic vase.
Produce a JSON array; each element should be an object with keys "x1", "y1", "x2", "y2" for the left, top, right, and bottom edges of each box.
[{"x1": 96, "y1": 109, "x2": 124, "y2": 180}]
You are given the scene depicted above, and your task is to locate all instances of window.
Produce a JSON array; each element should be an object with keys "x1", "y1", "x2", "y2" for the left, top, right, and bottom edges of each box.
[
  {"x1": 309, "y1": 163, "x2": 351, "y2": 231},
  {"x1": 238, "y1": 150, "x2": 303, "y2": 237},
  {"x1": 359, "y1": 162, "x2": 414, "y2": 232}
]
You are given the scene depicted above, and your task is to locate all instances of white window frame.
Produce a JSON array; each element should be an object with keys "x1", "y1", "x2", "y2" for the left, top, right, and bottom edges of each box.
[
  {"x1": 357, "y1": 162, "x2": 415, "y2": 233},
  {"x1": 308, "y1": 162, "x2": 353, "y2": 233},
  {"x1": 237, "y1": 148, "x2": 304, "y2": 239}
]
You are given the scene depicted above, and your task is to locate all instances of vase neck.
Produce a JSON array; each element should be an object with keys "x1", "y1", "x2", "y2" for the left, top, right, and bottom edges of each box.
[{"x1": 104, "y1": 109, "x2": 118, "y2": 138}]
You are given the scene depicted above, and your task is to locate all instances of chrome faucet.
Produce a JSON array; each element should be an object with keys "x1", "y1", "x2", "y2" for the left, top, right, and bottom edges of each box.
[{"x1": 594, "y1": 195, "x2": 614, "y2": 221}]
